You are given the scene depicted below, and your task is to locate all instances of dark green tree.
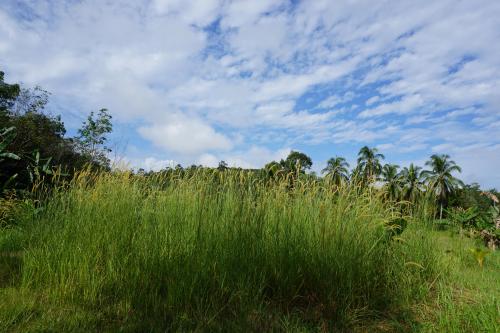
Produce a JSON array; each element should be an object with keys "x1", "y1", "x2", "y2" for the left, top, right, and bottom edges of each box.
[
  {"x1": 0, "y1": 71, "x2": 20, "y2": 126},
  {"x1": 450, "y1": 183, "x2": 493, "y2": 213},
  {"x1": 400, "y1": 163, "x2": 425, "y2": 202},
  {"x1": 422, "y1": 154, "x2": 464, "y2": 219},
  {"x1": 356, "y1": 146, "x2": 385, "y2": 182},
  {"x1": 1, "y1": 73, "x2": 85, "y2": 189},
  {"x1": 0, "y1": 71, "x2": 20, "y2": 113},
  {"x1": 280, "y1": 151, "x2": 312, "y2": 173},
  {"x1": 322, "y1": 156, "x2": 349, "y2": 185},
  {"x1": 218, "y1": 160, "x2": 228, "y2": 171},
  {"x1": 381, "y1": 164, "x2": 401, "y2": 200}
]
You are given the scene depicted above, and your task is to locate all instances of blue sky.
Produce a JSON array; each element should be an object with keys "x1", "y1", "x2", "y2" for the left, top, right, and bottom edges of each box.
[{"x1": 1, "y1": 0, "x2": 499, "y2": 188}]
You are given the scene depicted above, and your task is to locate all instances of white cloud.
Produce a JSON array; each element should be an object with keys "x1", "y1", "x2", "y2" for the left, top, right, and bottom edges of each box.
[
  {"x1": 138, "y1": 114, "x2": 233, "y2": 154},
  {"x1": 359, "y1": 94, "x2": 425, "y2": 118},
  {"x1": 222, "y1": 0, "x2": 282, "y2": 28},
  {"x1": 224, "y1": 146, "x2": 290, "y2": 169},
  {"x1": 113, "y1": 155, "x2": 176, "y2": 172},
  {"x1": 376, "y1": 143, "x2": 395, "y2": 151},
  {"x1": 1, "y1": 0, "x2": 500, "y2": 187},
  {"x1": 151, "y1": 0, "x2": 221, "y2": 26},
  {"x1": 142, "y1": 157, "x2": 176, "y2": 171},
  {"x1": 198, "y1": 146, "x2": 290, "y2": 169},
  {"x1": 365, "y1": 96, "x2": 380, "y2": 106},
  {"x1": 197, "y1": 153, "x2": 219, "y2": 167},
  {"x1": 439, "y1": 145, "x2": 500, "y2": 189}
]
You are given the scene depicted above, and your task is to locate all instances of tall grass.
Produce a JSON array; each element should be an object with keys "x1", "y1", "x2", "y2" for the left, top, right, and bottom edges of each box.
[{"x1": 7, "y1": 169, "x2": 438, "y2": 331}]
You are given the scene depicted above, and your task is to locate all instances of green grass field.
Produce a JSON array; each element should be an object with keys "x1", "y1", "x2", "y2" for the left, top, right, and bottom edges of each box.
[{"x1": 0, "y1": 170, "x2": 498, "y2": 332}]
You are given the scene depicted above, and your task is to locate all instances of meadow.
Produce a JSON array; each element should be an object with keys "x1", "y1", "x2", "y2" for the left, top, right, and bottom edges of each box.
[{"x1": 0, "y1": 169, "x2": 498, "y2": 332}]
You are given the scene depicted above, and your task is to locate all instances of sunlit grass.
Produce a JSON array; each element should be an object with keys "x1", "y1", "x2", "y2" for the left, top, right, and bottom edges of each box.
[
  {"x1": 1, "y1": 169, "x2": 495, "y2": 331},
  {"x1": 413, "y1": 229, "x2": 500, "y2": 333}
]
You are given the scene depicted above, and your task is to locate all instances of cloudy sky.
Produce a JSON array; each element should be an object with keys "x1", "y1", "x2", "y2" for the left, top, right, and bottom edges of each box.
[{"x1": 1, "y1": 0, "x2": 499, "y2": 188}]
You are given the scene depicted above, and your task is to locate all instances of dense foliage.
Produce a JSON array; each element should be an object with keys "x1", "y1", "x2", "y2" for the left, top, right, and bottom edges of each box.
[{"x1": 0, "y1": 71, "x2": 112, "y2": 193}]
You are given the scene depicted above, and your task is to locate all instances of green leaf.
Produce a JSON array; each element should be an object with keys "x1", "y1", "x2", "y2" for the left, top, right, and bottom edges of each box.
[{"x1": 0, "y1": 152, "x2": 20, "y2": 160}]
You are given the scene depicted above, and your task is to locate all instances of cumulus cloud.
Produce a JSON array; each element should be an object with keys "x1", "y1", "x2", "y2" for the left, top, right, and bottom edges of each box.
[
  {"x1": 142, "y1": 157, "x2": 176, "y2": 171},
  {"x1": 197, "y1": 153, "x2": 219, "y2": 167},
  {"x1": 138, "y1": 114, "x2": 233, "y2": 154},
  {"x1": 224, "y1": 146, "x2": 291, "y2": 169},
  {"x1": 1, "y1": 0, "x2": 500, "y2": 187},
  {"x1": 114, "y1": 155, "x2": 177, "y2": 172}
]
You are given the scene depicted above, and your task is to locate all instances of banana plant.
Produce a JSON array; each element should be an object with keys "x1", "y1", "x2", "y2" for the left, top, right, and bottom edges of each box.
[
  {"x1": 446, "y1": 207, "x2": 479, "y2": 228},
  {"x1": 26, "y1": 150, "x2": 54, "y2": 183},
  {"x1": 0, "y1": 127, "x2": 20, "y2": 162},
  {"x1": 1, "y1": 127, "x2": 20, "y2": 193}
]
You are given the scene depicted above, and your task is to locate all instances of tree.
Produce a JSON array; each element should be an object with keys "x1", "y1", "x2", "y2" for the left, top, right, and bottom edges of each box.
[
  {"x1": 264, "y1": 161, "x2": 283, "y2": 178},
  {"x1": 422, "y1": 154, "x2": 464, "y2": 219},
  {"x1": 381, "y1": 164, "x2": 401, "y2": 200},
  {"x1": 356, "y1": 146, "x2": 385, "y2": 182},
  {"x1": 10, "y1": 86, "x2": 50, "y2": 116},
  {"x1": 218, "y1": 160, "x2": 228, "y2": 171},
  {"x1": 77, "y1": 108, "x2": 113, "y2": 168},
  {"x1": 1, "y1": 79, "x2": 85, "y2": 189},
  {"x1": 281, "y1": 151, "x2": 312, "y2": 173},
  {"x1": 400, "y1": 163, "x2": 424, "y2": 202},
  {"x1": 0, "y1": 71, "x2": 20, "y2": 115},
  {"x1": 322, "y1": 156, "x2": 349, "y2": 185},
  {"x1": 450, "y1": 183, "x2": 494, "y2": 213},
  {"x1": 1, "y1": 71, "x2": 20, "y2": 129},
  {"x1": 263, "y1": 151, "x2": 312, "y2": 182}
]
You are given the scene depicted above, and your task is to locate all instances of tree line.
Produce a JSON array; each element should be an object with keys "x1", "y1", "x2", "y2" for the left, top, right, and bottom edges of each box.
[
  {"x1": 318, "y1": 148, "x2": 464, "y2": 219},
  {"x1": 1, "y1": 70, "x2": 498, "y2": 224}
]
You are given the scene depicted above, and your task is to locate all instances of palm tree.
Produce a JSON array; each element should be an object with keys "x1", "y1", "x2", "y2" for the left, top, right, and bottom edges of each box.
[
  {"x1": 357, "y1": 146, "x2": 385, "y2": 182},
  {"x1": 322, "y1": 156, "x2": 350, "y2": 185},
  {"x1": 381, "y1": 164, "x2": 400, "y2": 200},
  {"x1": 400, "y1": 163, "x2": 425, "y2": 202},
  {"x1": 422, "y1": 154, "x2": 464, "y2": 219}
]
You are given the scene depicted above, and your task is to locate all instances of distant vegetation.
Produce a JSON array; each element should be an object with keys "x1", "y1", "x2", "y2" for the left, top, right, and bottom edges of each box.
[{"x1": 1, "y1": 70, "x2": 499, "y2": 331}]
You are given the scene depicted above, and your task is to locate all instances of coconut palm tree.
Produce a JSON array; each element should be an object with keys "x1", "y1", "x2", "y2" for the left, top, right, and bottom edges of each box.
[
  {"x1": 422, "y1": 154, "x2": 464, "y2": 219},
  {"x1": 381, "y1": 164, "x2": 401, "y2": 200},
  {"x1": 356, "y1": 146, "x2": 385, "y2": 182},
  {"x1": 400, "y1": 163, "x2": 425, "y2": 202},
  {"x1": 322, "y1": 156, "x2": 350, "y2": 185}
]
